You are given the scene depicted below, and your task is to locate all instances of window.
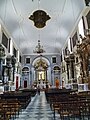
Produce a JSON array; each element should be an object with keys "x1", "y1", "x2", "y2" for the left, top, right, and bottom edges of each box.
[
  {"x1": 26, "y1": 58, "x2": 30, "y2": 64},
  {"x1": 13, "y1": 47, "x2": 17, "y2": 57},
  {"x1": 76, "y1": 57, "x2": 78, "y2": 63},
  {"x1": 8, "y1": 38, "x2": 11, "y2": 53},
  {"x1": 19, "y1": 55, "x2": 21, "y2": 63},
  {"x1": 22, "y1": 67, "x2": 29, "y2": 72},
  {"x1": 70, "y1": 37, "x2": 72, "y2": 52},
  {"x1": 72, "y1": 32, "x2": 78, "y2": 47},
  {"x1": 85, "y1": 0, "x2": 90, "y2": 6},
  {"x1": 82, "y1": 16, "x2": 86, "y2": 30},
  {"x1": 60, "y1": 54, "x2": 62, "y2": 62},
  {"x1": 65, "y1": 47, "x2": 68, "y2": 55},
  {"x1": 63, "y1": 49, "x2": 65, "y2": 56},
  {"x1": 86, "y1": 11, "x2": 90, "y2": 29},
  {"x1": 2, "y1": 32, "x2": 8, "y2": 49},
  {"x1": 52, "y1": 57, "x2": 56, "y2": 63},
  {"x1": 54, "y1": 66, "x2": 60, "y2": 72}
]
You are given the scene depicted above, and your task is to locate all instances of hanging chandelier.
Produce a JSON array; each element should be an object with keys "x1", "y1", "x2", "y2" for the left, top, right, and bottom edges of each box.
[{"x1": 33, "y1": 40, "x2": 45, "y2": 54}]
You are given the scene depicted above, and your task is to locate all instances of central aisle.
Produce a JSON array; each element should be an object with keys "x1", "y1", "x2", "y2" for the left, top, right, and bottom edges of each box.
[{"x1": 15, "y1": 91, "x2": 60, "y2": 120}]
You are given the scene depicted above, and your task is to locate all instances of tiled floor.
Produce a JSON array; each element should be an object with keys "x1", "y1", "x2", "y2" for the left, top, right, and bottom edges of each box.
[{"x1": 15, "y1": 91, "x2": 60, "y2": 120}]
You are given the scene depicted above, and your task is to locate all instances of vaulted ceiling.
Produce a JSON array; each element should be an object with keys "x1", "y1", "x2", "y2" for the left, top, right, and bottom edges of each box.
[{"x1": 0, "y1": 0, "x2": 85, "y2": 55}]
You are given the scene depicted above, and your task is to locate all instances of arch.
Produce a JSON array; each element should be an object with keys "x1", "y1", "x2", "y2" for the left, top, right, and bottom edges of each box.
[
  {"x1": 34, "y1": 59, "x2": 48, "y2": 70},
  {"x1": 31, "y1": 55, "x2": 51, "y2": 88},
  {"x1": 52, "y1": 65, "x2": 61, "y2": 86},
  {"x1": 22, "y1": 66, "x2": 30, "y2": 88},
  {"x1": 53, "y1": 66, "x2": 60, "y2": 71},
  {"x1": 22, "y1": 66, "x2": 30, "y2": 71},
  {"x1": 32, "y1": 55, "x2": 50, "y2": 67}
]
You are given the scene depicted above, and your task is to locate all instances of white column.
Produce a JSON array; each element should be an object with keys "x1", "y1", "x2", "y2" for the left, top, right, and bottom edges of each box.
[
  {"x1": 68, "y1": 38, "x2": 71, "y2": 52},
  {"x1": 17, "y1": 50, "x2": 19, "y2": 62},
  {"x1": 78, "y1": 18, "x2": 84, "y2": 38},
  {"x1": 10, "y1": 38, "x2": 13, "y2": 55},
  {"x1": 0, "y1": 24, "x2": 2, "y2": 43}
]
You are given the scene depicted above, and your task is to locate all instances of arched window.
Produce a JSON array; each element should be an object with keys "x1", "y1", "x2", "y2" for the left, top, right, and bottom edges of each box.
[
  {"x1": 22, "y1": 67, "x2": 29, "y2": 72},
  {"x1": 53, "y1": 66, "x2": 60, "y2": 73}
]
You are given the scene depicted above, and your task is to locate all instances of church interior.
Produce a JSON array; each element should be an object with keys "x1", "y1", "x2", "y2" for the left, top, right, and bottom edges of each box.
[{"x1": 0, "y1": 0, "x2": 90, "y2": 119}]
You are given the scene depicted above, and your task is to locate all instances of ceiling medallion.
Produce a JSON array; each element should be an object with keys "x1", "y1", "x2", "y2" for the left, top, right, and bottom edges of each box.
[{"x1": 29, "y1": 10, "x2": 51, "y2": 28}]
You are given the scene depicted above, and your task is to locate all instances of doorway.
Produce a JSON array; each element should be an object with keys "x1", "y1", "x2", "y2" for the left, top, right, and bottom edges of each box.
[
  {"x1": 24, "y1": 80, "x2": 27, "y2": 88},
  {"x1": 16, "y1": 76, "x2": 19, "y2": 89}
]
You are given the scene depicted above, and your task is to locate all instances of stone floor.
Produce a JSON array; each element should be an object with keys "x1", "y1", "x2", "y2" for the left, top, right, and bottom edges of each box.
[
  {"x1": 14, "y1": 91, "x2": 60, "y2": 120},
  {"x1": 11, "y1": 91, "x2": 89, "y2": 120}
]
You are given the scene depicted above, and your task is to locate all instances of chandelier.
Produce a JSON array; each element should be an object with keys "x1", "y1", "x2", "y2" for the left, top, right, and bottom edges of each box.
[{"x1": 33, "y1": 40, "x2": 45, "y2": 54}]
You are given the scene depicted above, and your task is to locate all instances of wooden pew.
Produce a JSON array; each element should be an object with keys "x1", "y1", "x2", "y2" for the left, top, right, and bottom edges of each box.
[
  {"x1": 46, "y1": 90, "x2": 90, "y2": 120},
  {"x1": 0, "y1": 91, "x2": 31, "y2": 119},
  {"x1": 0, "y1": 99, "x2": 21, "y2": 120}
]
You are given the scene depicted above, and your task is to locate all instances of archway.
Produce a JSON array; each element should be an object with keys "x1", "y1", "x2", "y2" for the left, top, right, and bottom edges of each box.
[
  {"x1": 32, "y1": 56, "x2": 50, "y2": 89},
  {"x1": 22, "y1": 67, "x2": 30, "y2": 88},
  {"x1": 53, "y1": 66, "x2": 60, "y2": 86}
]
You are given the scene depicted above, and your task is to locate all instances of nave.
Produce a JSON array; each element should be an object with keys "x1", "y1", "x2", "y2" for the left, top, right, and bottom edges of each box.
[{"x1": 14, "y1": 91, "x2": 60, "y2": 120}]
